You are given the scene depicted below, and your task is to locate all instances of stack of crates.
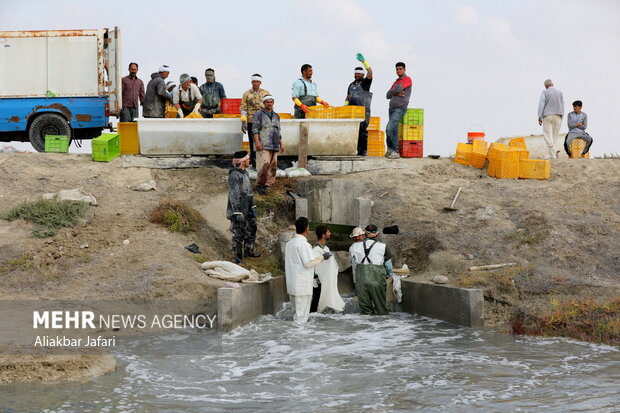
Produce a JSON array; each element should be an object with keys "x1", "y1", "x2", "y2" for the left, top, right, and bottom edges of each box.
[
  {"x1": 488, "y1": 144, "x2": 520, "y2": 179},
  {"x1": 92, "y1": 133, "x2": 120, "y2": 162},
  {"x1": 470, "y1": 140, "x2": 488, "y2": 169},
  {"x1": 398, "y1": 108, "x2": 424, "y2": 158},
  {"x1": 367, "y1": 117, "x2": 384, "y2": 156},
  {"x1": 454, "y1": 136, "x2": 550, "y2": 180},
  {"x1": 306, "y1": 105, "x2": 336, "y2": 119}
]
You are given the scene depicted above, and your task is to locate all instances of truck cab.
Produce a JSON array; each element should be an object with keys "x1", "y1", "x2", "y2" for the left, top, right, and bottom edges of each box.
[{"x1": 0, "y1": 28, "x2": 121, "y2": 151}]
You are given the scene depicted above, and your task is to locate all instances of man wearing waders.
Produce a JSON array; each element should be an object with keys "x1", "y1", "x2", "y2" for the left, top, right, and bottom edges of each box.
[
  {"x1": 291, "y1": 64, "x2": 330, "y2": 119},
  {"x1": 199, "y1": 68, "x2": 226, "y2": 118},
  {"x1": 345, "y1": 53, "x2": 373, "y2": 156},
  {"x1": 226, "y1": 151, "x2": 261, "y2": 264},
  {"x1": 173, "y1": 73, "x2": 202, "y2": 118},
  {"x1": 349, "y1": 226, "x2": 393, "y2": 315}
]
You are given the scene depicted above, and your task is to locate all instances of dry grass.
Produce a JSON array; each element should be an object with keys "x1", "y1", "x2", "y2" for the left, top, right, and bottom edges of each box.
[
  {"x1": 457, "y1": 266, "x2": 523, "y2": 294},
  {"x1": 0, "y1": 199, "x2": 90, "y2": 238},
  {"x1": 0, "y1": 254, "x2": 35, "y2": 274},
  {"x1": 150, "y1": 199, "x2": 206, "y2": 233},
  {"x1": 511, "y1": 296, "x2": 620, "y2": 346},
  {"x1": 509, "y1": 212, "x2": 551, "y2": 246},
  {"x1": 254, "y1": 178, "x2": 298, "y2": 224}
]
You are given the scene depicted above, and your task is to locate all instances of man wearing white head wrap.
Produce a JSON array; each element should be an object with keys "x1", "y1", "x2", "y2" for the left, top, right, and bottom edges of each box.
[
  {"x1": 240, "y1": 74, "x2": 271, "y2": 169},
  {"x1": 345, "y1": 52, "x2": 374, "y2": 156},
  {"x1": 537, "y1": 79, "x2": 565, "y2": 159},
  {"x1": 144, "y1": 65, "x2": 173, "y2": 118},
  {"x1": 252, "y1": 95, "x2": 283, "y2": 195}
]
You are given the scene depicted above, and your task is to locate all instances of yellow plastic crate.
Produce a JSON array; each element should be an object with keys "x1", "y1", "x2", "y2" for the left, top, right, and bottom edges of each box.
[
  {"x1": 213, "y1": 113, "x2": 240, "y2": 118},
  {"x1": 368, "y1": 130, "x2": 385, "y2": 144},
  {"x1": 306, "y1": 105, "x2": 336, "y2": 119},
  {"x1": 519, "y1": 159, "x2": 550, "y2": 179},
  {"x1": 185, "y1": 111, "x2": 203, "y2": 119},
  {"x1": 454, "y1": 143, "x2": 472, "y2": 165},
  {"x1": 515, "y1": 148, "x2": 530, "y2": 160},
  {"x1": 494, "y1": 147, "x2": 520, "y2": 179},
  {"x1": 117, "y1": 122, "x2": 140, "y2": 155},
  {"x1": 277, "y1": 113, "x2": 293, "y2": 119},
  {"x1": 164, "y1": 102, "x2": 178, "y2": 118},
  {"x1": 570, "y1": 138, "x2": 590, "y2": 158},
  {"x1": 368, "y1": 117, "x2": 381, "y2": 131},
  {"x1": 509, "y1": 137, "x2": 527, "y2": 150},
  {"x1": 470, "y1": 153, "x2": 486, "y2": 169},
  {"x1": 472, "y1": 139, "x2": 488, "y2": 154},
  {"x1": 334, "y1": 105, "x2": 365, "y2": 119},
  {"x1": 398, "y1": 124, "x2": 424, "y2": 141}
]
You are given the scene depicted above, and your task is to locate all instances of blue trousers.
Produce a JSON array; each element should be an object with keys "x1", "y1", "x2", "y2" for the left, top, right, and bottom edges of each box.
[{"x1": 386, "y1": 108, "x2": 406, "y2": 151}]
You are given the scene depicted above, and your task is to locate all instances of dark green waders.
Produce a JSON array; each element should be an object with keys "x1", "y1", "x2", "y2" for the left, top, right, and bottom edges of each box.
[{"x1": 355, "y1": 264, "x2": 388, "y2": 315}]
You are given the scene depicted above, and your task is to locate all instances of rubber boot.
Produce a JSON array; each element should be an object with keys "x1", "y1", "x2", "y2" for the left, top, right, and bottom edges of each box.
[
  {"x1": 244, "y1": 242, "x2": 261, "y2": 258},
  {"x1": 232, "y1": 242, "x2": 243, "y2": 264}
]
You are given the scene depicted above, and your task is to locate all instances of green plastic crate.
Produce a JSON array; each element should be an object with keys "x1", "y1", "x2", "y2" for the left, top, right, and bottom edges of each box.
[
  {"x1": 92, "y1": 133, "x2": 120, "y2": 162},
  {"x1": 44, "y1": 135, "x2": 69, "y2": 153},
  {"x1": 400, "y1": 108, "x2": 424, "y2": 125}
]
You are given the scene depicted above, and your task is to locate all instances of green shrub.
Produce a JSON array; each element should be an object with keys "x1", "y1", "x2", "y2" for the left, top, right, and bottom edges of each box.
[
  {"x1": 1, "y1": 199, "x2": 89, "y2": 237},
  {"x1": 150, "y1": 199, "x2": 206, "y2": 233}
]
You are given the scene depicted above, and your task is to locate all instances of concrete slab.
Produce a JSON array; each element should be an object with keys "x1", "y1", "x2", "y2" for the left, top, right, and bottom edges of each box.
[
  {"x1": 307, "y1": 158, "x2": 405, "y2": 175},
  {"x1": 399, "y1": 278, "x2": 484, "y2": 328},
  {"x1": 217, "y1": 276, "x2": 288, "y2": 331},
  {"x1": 121, "y1": 155, "x2": 214, "y2": 169}
]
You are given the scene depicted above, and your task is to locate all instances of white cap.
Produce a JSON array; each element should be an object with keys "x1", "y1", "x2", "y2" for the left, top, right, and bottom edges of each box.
[
  {"x1": 159, "y1": 65, "x2": 171, "y2": 73},
  {"x1": 262, "y1": 95, "x2": 274, "y2": 102},
  {"x1": 350, "y1": 227, "x2": 365, "y2": 238}
]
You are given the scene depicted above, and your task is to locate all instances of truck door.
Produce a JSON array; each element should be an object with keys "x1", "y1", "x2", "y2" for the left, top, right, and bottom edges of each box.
[{"x1": 106, "y1": 27, "x2": 121, "y2": 117}]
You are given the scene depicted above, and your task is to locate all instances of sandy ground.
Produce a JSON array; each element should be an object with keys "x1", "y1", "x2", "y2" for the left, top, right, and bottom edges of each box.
[{"x1": 0, "y1": 152, "x2": 618, "y2": 381}]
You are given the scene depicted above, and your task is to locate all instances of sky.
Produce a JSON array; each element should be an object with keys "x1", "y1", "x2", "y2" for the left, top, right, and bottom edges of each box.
[{"x1": 1, "y1": 0, "x2": 619, "y2": 156}]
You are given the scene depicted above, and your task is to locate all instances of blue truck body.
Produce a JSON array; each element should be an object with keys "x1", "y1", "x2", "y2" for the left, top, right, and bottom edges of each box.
[{"x1": 0, "y1": 97, "x2": 109, "y2": 133}]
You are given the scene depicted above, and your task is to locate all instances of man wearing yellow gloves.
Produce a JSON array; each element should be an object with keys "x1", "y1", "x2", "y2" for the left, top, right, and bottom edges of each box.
[
  {"x1": 345, "y1": 53, "x2": 373, "y2": 156},
  {"x1": 173, "y1": 73, "x2": 202, "y2": 118},
  {"x1": 240, "y1": 74, "x2": 271, "y2": 169},
  {"x1": 291, "y1": 64, "x2": 329, "y2": 119}
]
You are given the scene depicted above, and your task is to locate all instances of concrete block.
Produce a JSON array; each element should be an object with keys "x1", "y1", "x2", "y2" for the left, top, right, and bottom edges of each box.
[
  {"x1": 400, "y1": 278, "x2": 484, "y2": 328},
  {"x1": 295, "y1": 197, "x2": 308, "y2": 220},
  {"x1": 354, "y1": 197, "x2": 373, "y2": 228},
  {"x1": 217, "y1": 276, "x2": 288, "y2": 331},
  {"x1": 297, "y1": 179, "x2": 364, "y2": 227}
]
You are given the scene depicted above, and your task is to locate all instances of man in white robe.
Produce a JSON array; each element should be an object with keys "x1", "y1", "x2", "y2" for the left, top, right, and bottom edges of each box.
[
  {"x1": 285, "y1": 217, "x2": 331, "y2": 323},
  {"x1": 312, "y1": 226, "x2": 345, "y2": 313}
]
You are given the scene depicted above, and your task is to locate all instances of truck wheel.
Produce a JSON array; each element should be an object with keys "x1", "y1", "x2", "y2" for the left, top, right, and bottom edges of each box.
[{"x1": 28, "y1": 113, "x2": 72, "y2": 152}]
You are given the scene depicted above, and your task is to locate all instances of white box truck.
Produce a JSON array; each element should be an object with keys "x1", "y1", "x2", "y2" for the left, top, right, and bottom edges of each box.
[{"x1": 0, "y1": 27, "x2": 121, "y2": 151}]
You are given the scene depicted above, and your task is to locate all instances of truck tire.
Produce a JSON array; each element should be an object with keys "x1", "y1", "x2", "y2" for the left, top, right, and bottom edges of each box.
[{"x1": 28, "y1": 113, "x2": 72, "y2": 152}]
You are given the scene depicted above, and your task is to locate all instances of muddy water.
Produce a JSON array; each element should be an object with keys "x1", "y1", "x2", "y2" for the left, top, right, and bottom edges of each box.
[{"x1": 1, "y1": 308, "x2": 618, "y2": 412}]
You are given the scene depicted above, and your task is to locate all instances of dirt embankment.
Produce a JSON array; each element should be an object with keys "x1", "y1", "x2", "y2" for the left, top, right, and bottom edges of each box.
[
  {"x1": 336, "y1": 157, "x2": 620, "y2": 331},
  {"x1": 0, "y1": 153, "x2": 618, "y2": 381}
]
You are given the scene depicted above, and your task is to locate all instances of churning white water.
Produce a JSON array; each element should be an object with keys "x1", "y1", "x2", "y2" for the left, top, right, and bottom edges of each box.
[{"x1": 1, "y1": 306, "x2": 619, "y2": 412}]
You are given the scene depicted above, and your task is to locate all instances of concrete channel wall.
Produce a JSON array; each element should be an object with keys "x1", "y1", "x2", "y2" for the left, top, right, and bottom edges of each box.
[
  {"x1": 217, "y1": 276, "x2": 288, "y2": 331},
  {"x1": 399, "y1": 278, "x2": 484, "y2": 328}
]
